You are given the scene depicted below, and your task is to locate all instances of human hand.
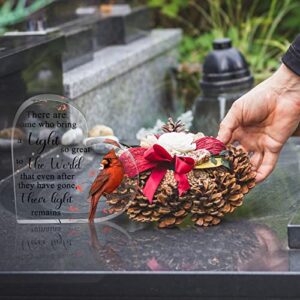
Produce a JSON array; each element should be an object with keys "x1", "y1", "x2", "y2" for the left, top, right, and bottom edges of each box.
[{"x1": 218, "y1": 64, "x2": 300, "y2": 182}]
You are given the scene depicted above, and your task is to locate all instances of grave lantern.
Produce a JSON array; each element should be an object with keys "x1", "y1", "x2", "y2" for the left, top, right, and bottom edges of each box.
[{"x1": 193, "y1": 38, "x2": 254, "y2": 136}]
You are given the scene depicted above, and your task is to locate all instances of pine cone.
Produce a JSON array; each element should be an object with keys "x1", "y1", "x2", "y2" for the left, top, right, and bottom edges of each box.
[
  {"x1": 106, "y1": 175, "x2": 136, "y2": 213},
  {"x1": 225, "y1": 145, "x2": 256, "y2": 192},
  {"x1": 106, "y1": 145, "x2": 255, "y2": 228},
  {"x1": 128, "y1": 170, "x2": 190, "y2": 228},
  {"x1": 162, "y1": 117, "x2": 186, "y2": 133}
]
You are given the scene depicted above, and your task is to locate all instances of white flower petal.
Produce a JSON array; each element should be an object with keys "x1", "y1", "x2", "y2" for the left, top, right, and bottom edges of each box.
[{"x1": 157, "y1": 132, "x2": 196, "y2": 154}]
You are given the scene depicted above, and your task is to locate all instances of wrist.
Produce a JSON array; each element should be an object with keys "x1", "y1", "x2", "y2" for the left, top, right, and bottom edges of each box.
[
  {"x1": 274, "y1": 64, "x2": 300, "y2": 90},
  {"x1": 271, "y1": 64, "x2": 300, "y2": 108}
]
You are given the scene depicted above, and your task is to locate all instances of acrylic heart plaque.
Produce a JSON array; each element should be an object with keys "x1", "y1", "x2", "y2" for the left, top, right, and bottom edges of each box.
[{"x1": 12, "y1": 94, "x2": 138, "y2": 223}]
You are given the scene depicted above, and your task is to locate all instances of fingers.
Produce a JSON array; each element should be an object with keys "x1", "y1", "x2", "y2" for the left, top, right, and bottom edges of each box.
[
  {"x1": 250, "y1": 151, "x2": 263, "y2": 171},
  {"x1": 217, "y1": 124, "x2": 233, "y2": 145},
  {"x1": 217, "y1": 102, "x2": 241, "y2": 144},
  {"x1": 255, "y1": 151, "x2": 279, "y2": 183}
]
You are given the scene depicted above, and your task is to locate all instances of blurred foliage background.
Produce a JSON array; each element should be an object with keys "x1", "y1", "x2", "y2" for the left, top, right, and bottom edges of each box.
[
  {"x1": 146, "y1": 0, "x2": 300, "y2": 107},
  {"x1": 0, "y1": 0, "x2": 54, "y2": 34},
  {"x1": 2, "y1": 0, "x2": 300, "y2": 107}
]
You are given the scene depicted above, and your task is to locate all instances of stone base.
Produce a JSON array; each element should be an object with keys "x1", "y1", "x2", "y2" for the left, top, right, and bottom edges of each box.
[{"x1": 63, "y1": 29, "x2": 182, "y2": 141}]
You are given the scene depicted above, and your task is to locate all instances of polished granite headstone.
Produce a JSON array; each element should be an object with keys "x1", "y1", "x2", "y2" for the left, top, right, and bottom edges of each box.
[
  {"x1": 288, "y1": 213, "x2": 300, "y2": 248},
  {"x1": 8, "y1": 2, "x2": 153, "y2": 71},
  {"x1": 0, "y1": 34, "x2": 64, "y2": 180},
  {"x1": 287, "y1": 138, "x2": 300, "y2": 249},
  {"x1": 0, "y1": 3, "x2": 153, "y2": 181},
  {"x1": 55, "y1": 22, "x2": 94, "y2": 72},
  {"x1": 64, "y1": 29, "x2": 181, "y2": 143},
  {"x1": 1, "y1": 138, "x2": 300, "y2": 298},
  {"x1": 94, "y1": 6, "x2": 153, "y2": 49}
]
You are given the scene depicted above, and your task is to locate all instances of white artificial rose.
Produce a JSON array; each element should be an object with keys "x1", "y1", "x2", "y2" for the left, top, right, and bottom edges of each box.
[{"x1": 157, "y1": 132, "x2": 196, "y2": 155}]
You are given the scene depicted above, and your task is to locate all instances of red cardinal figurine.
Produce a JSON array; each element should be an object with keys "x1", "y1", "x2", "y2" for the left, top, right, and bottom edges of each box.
[{"x1": 88, "y1": 149, "x2": 124, "y2": 222}]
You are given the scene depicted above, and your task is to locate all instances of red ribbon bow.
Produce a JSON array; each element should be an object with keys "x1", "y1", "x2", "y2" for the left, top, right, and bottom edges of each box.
[
  {"x1": 142, "y1": 144, "x2": 194, "y2": 203},
  {"x1": 119, "y1": 136, "x2": 225, "y2": 204}
]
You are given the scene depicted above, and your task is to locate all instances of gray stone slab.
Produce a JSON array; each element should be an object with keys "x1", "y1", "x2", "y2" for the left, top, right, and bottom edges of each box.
[
  {"x1": 1, "y1": 139, "x2": 300, "y2": 299},
  {"x1": 63, "y1": 29, "x2": 182, "y2": 141},
  {"x1": 73, "y1": 50, "x2": 178, "y2": 141},
  {"x1": 63, "y1": 29, "x2": 182, "y2": 99}
]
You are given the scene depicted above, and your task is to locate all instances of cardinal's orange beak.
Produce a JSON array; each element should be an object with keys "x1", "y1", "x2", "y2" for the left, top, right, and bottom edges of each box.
[
  {"x1": 99, "y1": 158, "x2": 108, "y2": 170},
  {"x1": 102, "y1": 158, "x2": 109, "y2": 166}
]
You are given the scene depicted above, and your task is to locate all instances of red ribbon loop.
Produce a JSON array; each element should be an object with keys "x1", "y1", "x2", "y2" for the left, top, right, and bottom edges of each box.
[{"x1": 143, "y1": 145, "x2": 194, "y2": 203}]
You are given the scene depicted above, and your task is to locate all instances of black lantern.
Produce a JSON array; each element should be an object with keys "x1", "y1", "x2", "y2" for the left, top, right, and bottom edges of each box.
[{"x1": 192, "y1": 38, "x2": 253, "y2": 136}]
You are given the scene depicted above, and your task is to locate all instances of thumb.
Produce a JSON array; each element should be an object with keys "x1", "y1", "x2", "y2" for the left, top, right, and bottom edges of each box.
[{"x1": 217, "y1": 102, "x2": 240, "y2": 144}]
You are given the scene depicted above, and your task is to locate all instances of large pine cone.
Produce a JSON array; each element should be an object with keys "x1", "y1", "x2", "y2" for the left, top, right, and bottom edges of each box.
[{"x1": 106, "y1": 145, "x2": 255, "y2": 228}]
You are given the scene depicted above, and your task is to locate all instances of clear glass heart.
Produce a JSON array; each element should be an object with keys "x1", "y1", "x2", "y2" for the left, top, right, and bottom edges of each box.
[{"x1": 12, "y1": 94, "x2": 138, "y2": 223}]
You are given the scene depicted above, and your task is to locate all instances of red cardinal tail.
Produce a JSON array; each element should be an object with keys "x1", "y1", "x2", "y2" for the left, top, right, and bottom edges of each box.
[
  {"x1": 89, "y1": 194, "x2": 101, "y2": 222},
  {"x1": 88, "y1": 172, "x2": 109, "y2": 222}
]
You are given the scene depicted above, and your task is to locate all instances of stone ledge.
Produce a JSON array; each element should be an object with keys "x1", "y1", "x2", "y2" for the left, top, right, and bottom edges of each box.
[{"x1": 63, "y1": 29, "x2": 182, "y2": 99}]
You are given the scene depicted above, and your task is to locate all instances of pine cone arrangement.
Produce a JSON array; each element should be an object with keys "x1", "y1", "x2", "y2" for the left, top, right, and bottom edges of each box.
[
  {"x1": 106, "y1": 144, "x2": 255, "y2": 228},
  {"x1": 105, "y1": 118, "x2": 255, "y2": 228}
]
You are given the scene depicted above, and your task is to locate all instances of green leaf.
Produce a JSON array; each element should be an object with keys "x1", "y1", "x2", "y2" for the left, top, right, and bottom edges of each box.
[
  {"x1": 219, "y1": 150, "x2": 230, "y2": 156},
  {"x1": 211, "y1": 156, "x2": 217, "y2": 165},
  {"x1": 147, "y1": 0, "x2": 164, "y2": 7},
  {"x1": 221, "y1": 158, "x2": 231, "y2": 170}
]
